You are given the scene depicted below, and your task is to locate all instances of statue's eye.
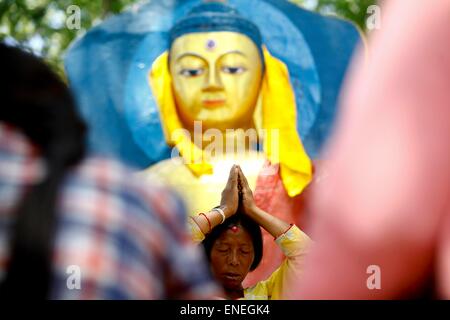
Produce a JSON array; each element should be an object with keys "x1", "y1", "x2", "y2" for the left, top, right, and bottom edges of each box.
[
  {"x1": 179, "y1": 68, "x2": 205, "y2": 77},
  {"x1": 222, "y1": 66, "x2": 246, "y2": 74}
]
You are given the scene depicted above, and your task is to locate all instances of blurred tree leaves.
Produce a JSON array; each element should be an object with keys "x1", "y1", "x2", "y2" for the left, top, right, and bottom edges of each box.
[
  {"x1": 1, "y1": 0, "x2": 376, "y2": 77},
  {"x1": 0, "y1": 0, "x2": 137, "y2": 77},
  {"x1": 289, "y1": 0, "x2": 377, "y2": 32}
]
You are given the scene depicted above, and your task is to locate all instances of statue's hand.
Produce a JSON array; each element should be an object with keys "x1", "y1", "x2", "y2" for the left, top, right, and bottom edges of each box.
[
  {"x1": 220, "y1": 165, "x2": 239, "y2": 217},
  {"x1": 237, "y1": 166, "x2": 257, "y2": 217}
]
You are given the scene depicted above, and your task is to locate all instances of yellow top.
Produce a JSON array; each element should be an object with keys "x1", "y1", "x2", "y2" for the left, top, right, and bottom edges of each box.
[{"x1": 188, "y1": 219, "x2": 312, "y2": 300}]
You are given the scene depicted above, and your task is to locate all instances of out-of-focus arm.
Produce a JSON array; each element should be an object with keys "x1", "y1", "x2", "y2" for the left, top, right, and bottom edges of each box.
[{"x1": 296, "y1": 0, "x2": 450, "y2": 299}]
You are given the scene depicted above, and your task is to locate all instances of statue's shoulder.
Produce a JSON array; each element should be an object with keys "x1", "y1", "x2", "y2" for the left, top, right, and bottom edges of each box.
[{"x1": 139, "y1": 157, "x2": 195, "y2": 184}]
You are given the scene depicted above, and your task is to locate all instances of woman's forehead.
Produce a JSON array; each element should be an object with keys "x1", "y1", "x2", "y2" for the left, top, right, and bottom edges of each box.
[{"x1": 215, "y1": 226, "x2": 253, "y2": 245}]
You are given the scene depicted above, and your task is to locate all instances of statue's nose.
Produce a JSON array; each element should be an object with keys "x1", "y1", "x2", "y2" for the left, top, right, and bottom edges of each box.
[{"x1": 203, "y1": 66, "x2": 223, "y2": 92}]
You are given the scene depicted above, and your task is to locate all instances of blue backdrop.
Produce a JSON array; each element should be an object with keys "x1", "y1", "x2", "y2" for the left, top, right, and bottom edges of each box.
[{"x1": 65, "y1": 0, "x2": 361, "y2": 169}]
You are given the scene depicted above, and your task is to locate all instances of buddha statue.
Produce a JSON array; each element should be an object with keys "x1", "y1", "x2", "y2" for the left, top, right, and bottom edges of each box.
[{"x1": 139, "y1": 1, "x2": 312, "y2": 286}]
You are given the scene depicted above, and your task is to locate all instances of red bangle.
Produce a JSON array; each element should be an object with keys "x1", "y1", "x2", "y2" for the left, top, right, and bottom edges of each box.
[
  {"x1": 189, "y1": 216, "x2": 202, "y2": 230},
  {"x1": 275, "y1": 223, "x2": 294, "y2": 240},
  {"x1": 199, "y1": 213, "x2": 212, "y2": 234}
]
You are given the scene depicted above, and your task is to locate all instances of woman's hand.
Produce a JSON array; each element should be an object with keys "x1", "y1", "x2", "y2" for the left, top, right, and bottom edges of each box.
[
  {"x1": 237, "y1": 166, "x2": 257, "y2": 217},
  {"x1": 220, "y1": 165, "x2": 240, "y2": 217},
  {"x1": 237, "y1": 166, "x2": 293, "y2": 238}
]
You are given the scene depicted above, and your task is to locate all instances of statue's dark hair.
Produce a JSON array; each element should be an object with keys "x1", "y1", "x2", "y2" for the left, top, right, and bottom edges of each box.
[
  {"x1": 0, "y1": 43, "x2": 86, "y2": 299},
  {"x1": 202, "y1": 211, "x2": 263, "y2": 271}
]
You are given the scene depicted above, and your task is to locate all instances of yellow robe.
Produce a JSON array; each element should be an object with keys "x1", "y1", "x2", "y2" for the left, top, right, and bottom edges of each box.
[{"x1": 139, "y1": 151, "x2": 265, "y2": 217}]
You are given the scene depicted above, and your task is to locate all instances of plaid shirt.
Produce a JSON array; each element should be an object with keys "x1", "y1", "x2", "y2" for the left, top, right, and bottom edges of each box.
[{"x1": 0, "y1": 122, "x2": 219, "y2": 299}]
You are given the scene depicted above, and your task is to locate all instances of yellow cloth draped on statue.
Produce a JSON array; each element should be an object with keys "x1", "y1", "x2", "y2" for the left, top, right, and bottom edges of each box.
[
  {"x1": 139, "y1": 33, "x2": 313, "y2": 287},
  {"x1": 140, "y1": 47, "x2": 312, "y2": 217}
]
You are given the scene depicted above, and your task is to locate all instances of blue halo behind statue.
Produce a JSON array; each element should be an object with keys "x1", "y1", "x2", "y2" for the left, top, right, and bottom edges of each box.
[{"x1": 65, "y1": 0, "x2": 361, "y2": 169}]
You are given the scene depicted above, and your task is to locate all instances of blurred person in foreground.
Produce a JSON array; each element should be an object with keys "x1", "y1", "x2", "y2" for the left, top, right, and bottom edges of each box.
[
  {"x1": 0, "y1": 43, "x2": 220, "y2": 299},
  {"x1": 292, "y1": 0, "x2": 450, "y2": 299}
]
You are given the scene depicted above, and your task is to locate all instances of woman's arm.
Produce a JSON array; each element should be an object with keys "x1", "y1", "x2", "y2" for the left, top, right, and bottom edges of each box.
[
  {"x1": 237, "y1": 166, "x2": 313, "y2": 298},
  {"x1": 245, "y1": 205, "x2": 292, "y2": 239},
  {"x1": 237, "y1": 166, "x2": 292, "y2": 238}
]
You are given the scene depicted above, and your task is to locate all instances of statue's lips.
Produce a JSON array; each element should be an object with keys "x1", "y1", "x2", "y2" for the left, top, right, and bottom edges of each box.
[{"x1": 202, "y1": 99, "x2": 226, "y2": 108}]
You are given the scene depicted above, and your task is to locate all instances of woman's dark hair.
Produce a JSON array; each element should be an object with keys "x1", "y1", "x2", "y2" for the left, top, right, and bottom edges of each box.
[
  {"x1": 202, "y1": 211, "x2": 263, "y2": 271},
  {"x1": 0, "y1": 43, "x2": 86, "y2": 298}
]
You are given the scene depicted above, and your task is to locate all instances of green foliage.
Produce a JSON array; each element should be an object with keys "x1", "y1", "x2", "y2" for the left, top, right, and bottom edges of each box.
[
  {"x1": 1, "y1": 0, "x2": 376, "y2": 77},
  {"x1": 289, "y1": 0, "x2": 377, "y2": 32},
  {"x1": 0, "y1": 0, "x2": 137, "y2": 78}
]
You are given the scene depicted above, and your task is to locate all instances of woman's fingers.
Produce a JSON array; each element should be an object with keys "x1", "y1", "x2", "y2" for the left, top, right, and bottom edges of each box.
[
  {"x1": 237, "y1": 166, "x2": 256, "y2": 215},
  {"x1": 220, "y1": 165, "x2": 240, "y2": 216},
  {"x1": 237, "y1": 166, "x2": 251, "y2": 191},
  {"x1": 226, "y1": 164, "x2": 239, "y2": 190}
]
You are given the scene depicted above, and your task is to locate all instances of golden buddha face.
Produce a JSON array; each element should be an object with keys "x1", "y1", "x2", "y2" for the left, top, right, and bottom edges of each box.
[{"x1": 169, "y1": 32, "x2": 263, "y2": 131}]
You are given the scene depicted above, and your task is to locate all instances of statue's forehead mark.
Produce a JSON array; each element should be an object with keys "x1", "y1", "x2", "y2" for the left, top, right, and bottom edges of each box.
[{"x1": 206, "y1": 39, "x2": 217, "y2": 51}]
